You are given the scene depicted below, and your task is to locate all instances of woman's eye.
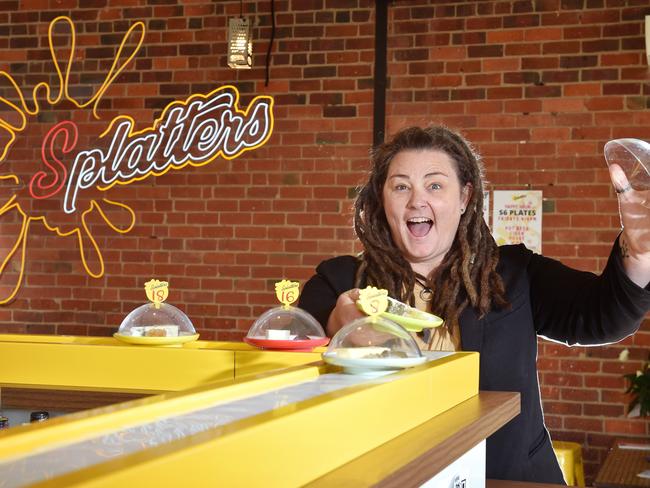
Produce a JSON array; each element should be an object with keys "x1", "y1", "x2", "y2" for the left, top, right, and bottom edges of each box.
[
  {"x1": 428, "y1": 182, "x2": 442, "y2": 190},
  {"x1": 395, "y1": 184, "x2": 409, "y2": 191}
]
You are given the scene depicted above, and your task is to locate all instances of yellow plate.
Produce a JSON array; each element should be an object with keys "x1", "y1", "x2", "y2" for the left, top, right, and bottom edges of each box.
[
  {"x1": 113, "y1": 333, "x2": 200, "y2": 346},
  {"x1": 380, "y1": 311, "x2": 443, "y2": 332}
]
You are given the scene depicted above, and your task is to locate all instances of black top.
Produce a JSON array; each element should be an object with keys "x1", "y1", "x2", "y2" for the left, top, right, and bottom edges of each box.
[{"x1": 298, "y1": 240, "x2": 650, "y2": 483}]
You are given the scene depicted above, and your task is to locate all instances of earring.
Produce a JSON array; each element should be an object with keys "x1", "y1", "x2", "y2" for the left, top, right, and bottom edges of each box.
[{"x1": 460, "y1": 208, "x2": 465, "y2": 214}]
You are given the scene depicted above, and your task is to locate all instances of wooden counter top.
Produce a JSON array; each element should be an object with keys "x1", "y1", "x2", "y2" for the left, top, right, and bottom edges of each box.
[
  {"x1": 307, "y1": 390, "x2": 520, "y2": 487},
  {"x1": 595, "y1": 443, "x2": 650, "y2": 488}
]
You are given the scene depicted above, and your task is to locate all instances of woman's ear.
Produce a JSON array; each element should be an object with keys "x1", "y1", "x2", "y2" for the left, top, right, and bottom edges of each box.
[{"x1": 461, "y1": 182, "x2": 473, "y2": 209}]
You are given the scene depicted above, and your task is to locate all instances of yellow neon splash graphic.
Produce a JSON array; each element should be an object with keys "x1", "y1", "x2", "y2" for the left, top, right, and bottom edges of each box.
[{"x1": 0, "y1": 17, "x2": 274, "y2": 304}]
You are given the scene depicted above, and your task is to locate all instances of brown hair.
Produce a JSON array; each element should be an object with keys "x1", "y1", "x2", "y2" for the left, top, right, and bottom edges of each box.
[{"x1": 353, "y1": 126, "x2": 508, "y2": 331}]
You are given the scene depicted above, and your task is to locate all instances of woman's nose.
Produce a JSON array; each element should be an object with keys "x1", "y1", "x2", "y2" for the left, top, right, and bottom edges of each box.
[{"x1": 407, "y1": 188, "x2": 427, "y2": 208}]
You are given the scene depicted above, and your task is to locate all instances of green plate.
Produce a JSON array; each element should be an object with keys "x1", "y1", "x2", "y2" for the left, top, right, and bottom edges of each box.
[
  {"x1": 355, "y1": 299, "x2": 444, "y2": 332},
  {"x1": 380, "y1": 310, "x2": 443, "y2": 332},
  {"x1": 322, "y1": 351, "x2": 427, "y2": 375}
]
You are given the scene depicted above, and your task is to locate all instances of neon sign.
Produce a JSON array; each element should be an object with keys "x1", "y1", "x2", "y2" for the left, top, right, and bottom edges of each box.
[{"x1": 0, "y1": 17, "x2": 274, "y2": 304}]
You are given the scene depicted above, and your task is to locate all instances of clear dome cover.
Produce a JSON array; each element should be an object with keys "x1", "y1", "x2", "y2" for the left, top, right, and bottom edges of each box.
[
  {"x1": 115, "y1": 303, "x2": 197, "y2": 342},
  {"x1": 322, "y1": 316, "x2": 425, "y2": 374},
  {"x1": 246, "y1": 306, "x2": 325, "y2": 340},
  {"x1": 604, "y1": 138, "x2": 650, "y2": 193},
  {"x1": 244, "y1": 306, "x2": 329, "y2": 351},
  {"x1": 326, "y1": 316, "x2": 422, "y2": 358}
]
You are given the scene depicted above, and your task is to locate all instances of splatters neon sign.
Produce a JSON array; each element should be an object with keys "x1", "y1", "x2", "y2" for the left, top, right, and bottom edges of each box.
[
  {"x1": 0, "y1": 17, "x2": 274, "y2": 304},
  {"x1": 45, "y1": 88, "x2": 273, "y2": 213}
]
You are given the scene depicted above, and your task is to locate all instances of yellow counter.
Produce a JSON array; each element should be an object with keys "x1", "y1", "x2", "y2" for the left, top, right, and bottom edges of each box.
[
  {"x1": 0, "y1": 333, "x2": 322, "y2": 393},
  {"x1": 0, "y1": 334, "x2": 514, "y2": 487}
]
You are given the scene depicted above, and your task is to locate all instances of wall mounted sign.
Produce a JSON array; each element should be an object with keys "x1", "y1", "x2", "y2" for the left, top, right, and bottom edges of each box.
[
  {"x1": 492, "y1": 190, "x2": 543, "y2": 253},
  {"x1": 0, "y1": 16, "x2": 274, "y2": 304}
]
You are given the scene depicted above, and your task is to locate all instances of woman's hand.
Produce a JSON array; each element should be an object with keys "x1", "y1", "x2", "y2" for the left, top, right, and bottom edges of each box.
[
  {"x1": 326, "y1": 288, "x2": 365, "y2": 336},
  {"x1": 609, "y1": 163, "x2": 650, "y2": 287}
]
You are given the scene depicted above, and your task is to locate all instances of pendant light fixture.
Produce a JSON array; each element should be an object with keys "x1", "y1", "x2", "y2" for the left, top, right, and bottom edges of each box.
[{"x1": 228, "y1": 0, "x2": 252, "y2": 69}]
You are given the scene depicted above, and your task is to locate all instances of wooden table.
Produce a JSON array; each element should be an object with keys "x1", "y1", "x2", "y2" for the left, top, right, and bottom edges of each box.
[
  {"x1": 307, "y1": 391, "x2": 520, "y2": 487},
  {"x1": 595, "y1": 443, "x2": 650, "y2": 488}
]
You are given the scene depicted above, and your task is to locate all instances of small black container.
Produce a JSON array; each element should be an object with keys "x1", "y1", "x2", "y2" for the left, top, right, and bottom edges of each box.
[
  {"x1": 0, "y1": 416, "x2": 8, "y2": 429},
  {"x1": 29, "y1": 411, "x2": 49, "y2": 422}
]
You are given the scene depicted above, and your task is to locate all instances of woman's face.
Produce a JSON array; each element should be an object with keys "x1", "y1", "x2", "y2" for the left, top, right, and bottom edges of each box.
[{"x1": 382, "y1": 149, "x2": 472, "y2": 276}]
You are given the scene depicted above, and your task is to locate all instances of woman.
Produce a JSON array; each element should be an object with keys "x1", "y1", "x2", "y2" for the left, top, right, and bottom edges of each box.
[{"x1": 298, "y1": 126, "x2": 650, "y2": 483}]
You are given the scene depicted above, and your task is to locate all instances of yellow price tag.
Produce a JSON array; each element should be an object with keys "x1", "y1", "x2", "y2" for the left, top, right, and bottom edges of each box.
[
  {"x1": 357, "y1": 286, "x2": 388, "y2": 316},
  {"x1": 144, "y1": 279, "x2": 169, "y2": 309},
  {"x1": 275, "y1": 280, "x2": 299, "y2": 306}
]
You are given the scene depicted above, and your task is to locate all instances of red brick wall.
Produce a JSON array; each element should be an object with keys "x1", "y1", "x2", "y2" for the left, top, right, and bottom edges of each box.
[
  {"x1": 0, "y1": 0, "x2": 647, "y2": 482},
  {"x1": 383, "y1": 1, "x2": 650, "y2": 481}
]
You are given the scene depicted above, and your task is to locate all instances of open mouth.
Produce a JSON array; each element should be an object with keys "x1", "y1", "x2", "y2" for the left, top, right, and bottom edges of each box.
[{"x1": 406, "y1": 217, "x2": 433, "y2": 237}]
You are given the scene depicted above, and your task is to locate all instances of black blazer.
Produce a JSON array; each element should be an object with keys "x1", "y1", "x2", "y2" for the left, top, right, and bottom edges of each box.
[{"x1": 298, "y1": 240, "x2": 650, "y2": 483}]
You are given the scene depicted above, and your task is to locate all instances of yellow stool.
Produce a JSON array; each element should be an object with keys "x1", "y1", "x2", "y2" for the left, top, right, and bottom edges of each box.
[{"x1": 552, "y1": 440, "x2": 585, "y2": 487}]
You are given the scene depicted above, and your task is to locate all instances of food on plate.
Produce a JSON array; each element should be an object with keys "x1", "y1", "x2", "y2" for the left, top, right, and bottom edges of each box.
[
  {"x1": 129, "y1": 325, "x2": 180, "y2": 337},
  {"x1": 265, "y1": 329, "x2": 291, "y2": 340},
  {"x1": 336, "y1": 346, "x2": 391, "y2": 359}
]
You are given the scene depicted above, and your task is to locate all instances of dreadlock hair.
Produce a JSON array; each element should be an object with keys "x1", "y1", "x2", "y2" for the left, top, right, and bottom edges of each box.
[{"x1": 353, "y1": 126, "x2": 509, "y2": 332}]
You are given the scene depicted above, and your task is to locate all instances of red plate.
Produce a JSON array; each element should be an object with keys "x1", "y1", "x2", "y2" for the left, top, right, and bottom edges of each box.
[{"x1": 244, "y1": 336, "x2": 330, "y2": 352}]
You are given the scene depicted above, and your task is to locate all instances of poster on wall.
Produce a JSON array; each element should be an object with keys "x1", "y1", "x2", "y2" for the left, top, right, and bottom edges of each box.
[{"x1": 491, "y1": 190, "x2": 543, "y2": 253}]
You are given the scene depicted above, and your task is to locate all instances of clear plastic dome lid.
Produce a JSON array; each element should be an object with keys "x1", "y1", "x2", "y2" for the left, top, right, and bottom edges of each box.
[
  {"x1": 326, "y1": 316, "x2": 422, "y2": 358},
  {"x1": 322, "y1": 316, "x2": 426, "y2": 374},
  {"x1": 243, "y1": 280, "x2": 329, "y2": 351},
  {"x1": 117, "y1": 302, "x2": 196, "y2": 338},
  {"x1": 246, "y1": 306, "x2": 326, "y2": 341},
  {"x1": 604, "y1": 138, "x2": 650, "y2": 193},
  {"x1": 114, "y1": 279, "x2": 199, "y2": 345}
]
